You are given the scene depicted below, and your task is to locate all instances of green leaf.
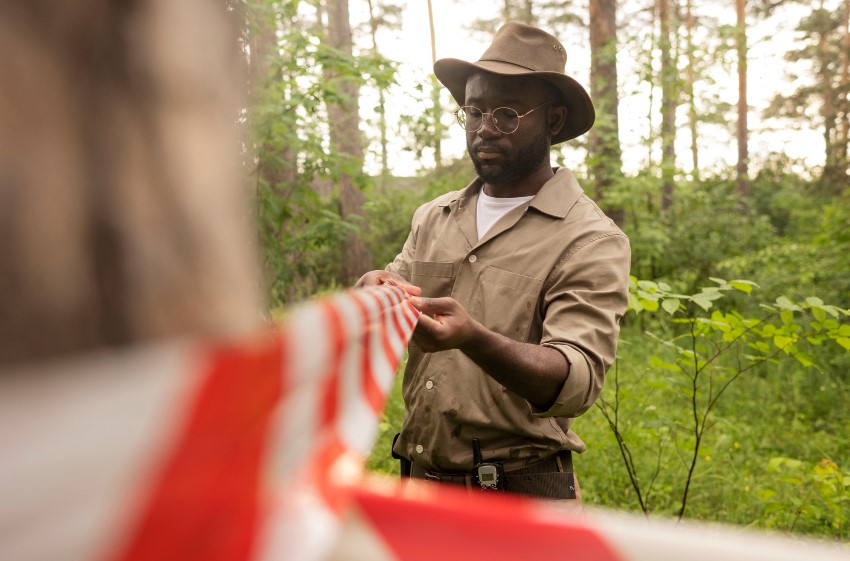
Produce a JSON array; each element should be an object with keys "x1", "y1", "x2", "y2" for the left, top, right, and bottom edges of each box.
[
  {"x1": 780, "y1": 309, "x2": 795, "y2": 325},
  {"x1": 730, "y1": 280, "x2": 757, "y2": 294},
  {"x1": 805, "y1": 296, "x2": 824, "y2": 307},
  {"x1": 649, "y1": 355, "x2": 679, "y2": 371},
  {"x1": 701, "y1": 288, "x2": 725, "y2": 301},
  {"x1": 637, "y1": 280, "x2": 658, "y2": 291},
  {"x1": 775, "y1": 296, "x2": 801, "y2": 311},
  {"x1": 691, "y1": 292, "x2": 714, "y2": 311},
  {"x1": 793, "y1": 352, "x2": 815, "y2": 367},
  {"x1": 774, "y1": 335, "x2": 794, "y2": 350},
  {"x1": 628, "y1": 293, "x2": 644, "y2": 312},
  {"x1": 749, "y1": 341, "x2": 770, "y2": 354},
  {"x1": 661, "y1": 298, "x2": 681, "y2": 315},
  {"x1": 836, "y1": 337, "x2": 850, "y2": 351},
  {"x1": 642, "y1": 299, "x2": 660, "y2": 312}
]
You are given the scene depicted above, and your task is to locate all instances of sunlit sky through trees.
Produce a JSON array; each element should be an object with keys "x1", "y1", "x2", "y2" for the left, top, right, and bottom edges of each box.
[{"x1": 351, "y1": 1, "x2": 830, "y2": 179}]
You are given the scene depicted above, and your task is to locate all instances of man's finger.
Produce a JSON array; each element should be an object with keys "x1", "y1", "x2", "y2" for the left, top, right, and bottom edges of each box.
[
  {"x1": 414, "y1": 312, "x2": 440, "y2": 330},
  {"x1": 380, "y1": 277, "x2": 422, "y2": 296},
  {"x1": 410, "y1": 295, "x2": 450, "y2": 314}
]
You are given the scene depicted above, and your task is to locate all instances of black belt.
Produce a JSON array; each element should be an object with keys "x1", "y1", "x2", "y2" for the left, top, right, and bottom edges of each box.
[{"x1": 409, "y1": 451, "x2": 576, "y2": 499}]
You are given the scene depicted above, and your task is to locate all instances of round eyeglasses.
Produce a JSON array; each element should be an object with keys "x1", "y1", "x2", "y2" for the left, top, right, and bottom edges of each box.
[{"x1": 454, "y1": 101, "x2": 552, "y2": 134}]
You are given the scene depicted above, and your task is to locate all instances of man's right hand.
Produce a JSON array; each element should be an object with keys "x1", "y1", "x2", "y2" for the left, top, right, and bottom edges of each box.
[{"x1": 354, "y1": 270, "x2": 422, "y2": 296}]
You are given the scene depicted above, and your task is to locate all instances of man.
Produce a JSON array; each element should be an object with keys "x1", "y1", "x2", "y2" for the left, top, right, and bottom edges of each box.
[{"x1": 356, "y1": 22, "x2": 630, "y2": 504}]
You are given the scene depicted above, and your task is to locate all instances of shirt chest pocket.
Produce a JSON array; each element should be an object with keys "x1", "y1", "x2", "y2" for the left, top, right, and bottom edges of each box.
[
  {"x1": 411, "y1": 261, "x2": 454, "y2": 298},
  {"x1": 479, "y1": 266, "x2": 543, "y2": 340}
]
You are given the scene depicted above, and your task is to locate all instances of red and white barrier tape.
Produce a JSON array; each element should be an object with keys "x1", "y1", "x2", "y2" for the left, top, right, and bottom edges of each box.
[{"x1": 0, "y1": 286, "x2": 418, "y2": 561}]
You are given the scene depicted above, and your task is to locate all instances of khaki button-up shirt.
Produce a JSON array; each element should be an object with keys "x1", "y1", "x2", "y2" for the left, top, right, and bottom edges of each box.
[{"x1": 389, "y1": 167, "x2": 630, "y2": 472}]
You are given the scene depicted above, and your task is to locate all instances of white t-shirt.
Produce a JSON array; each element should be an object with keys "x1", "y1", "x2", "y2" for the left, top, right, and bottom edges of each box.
[{"x1": 476, "y1": 190, "x2": 534, "y2": 239}]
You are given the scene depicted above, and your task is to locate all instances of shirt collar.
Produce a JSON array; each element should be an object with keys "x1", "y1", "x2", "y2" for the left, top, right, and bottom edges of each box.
[{"x1": 439, "y1": 167, "x2": 583, "y2": 219}]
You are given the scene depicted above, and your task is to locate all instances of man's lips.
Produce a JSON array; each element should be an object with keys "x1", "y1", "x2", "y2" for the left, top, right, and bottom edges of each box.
[{"x1": 474, "y1": 146, "x2": 504, "y2": 160}]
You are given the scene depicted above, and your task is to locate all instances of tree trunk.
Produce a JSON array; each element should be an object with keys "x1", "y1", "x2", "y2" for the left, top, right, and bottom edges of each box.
[
  {"x1": 428, "y1": 0, "x2": 443, "y2": 170},
  {"x1": 252, "y1": 10, "x2": 299, "y2": 192},
  {"x1": 520, "y1": 0, "x2": 534, "y2": 24},
  {"x1": 658, "y1": 0, "x2": 676, "y2": 209},
  {"x1": 645, "y1": 10, "x2": 657, "y2": 173},
  {"x1": 685, "y1": 0, "x2": 700, "y2": 180},
  {"x1": 500, "y1": 0, "x2": 534, "y2": 24},
  {"x1": 367, "y1": 0, "x2": 390, "y2": 186},
  {"x1": 324, "y1": 0, "x2": 372, "y2": 284},
  {"x1": 837, "y1": 0, "x2": 850, "y2": 183},
  {"x1": 819, "y1": 12, "x2": 840, "y2": 187},
  {"x1": 736, "y1": 0, "x2": 749, "y2": 201},
  {"x1": 589, "y1": 0, "x2": 624, "y2": 225}
]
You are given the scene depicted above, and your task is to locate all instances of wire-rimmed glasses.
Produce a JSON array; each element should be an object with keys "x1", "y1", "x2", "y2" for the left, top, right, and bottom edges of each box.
[{"x1": 454, "y1": 100, "x2": 551, "y2": 134}]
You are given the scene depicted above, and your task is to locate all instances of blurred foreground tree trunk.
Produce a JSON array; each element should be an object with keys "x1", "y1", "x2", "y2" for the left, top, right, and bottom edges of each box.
[
  {"x1": 0, "y1": 0, "x2": 261, "y2": 365},
  {"x1": 324, "y1": 0, "x2": 372, "y2": 284}
]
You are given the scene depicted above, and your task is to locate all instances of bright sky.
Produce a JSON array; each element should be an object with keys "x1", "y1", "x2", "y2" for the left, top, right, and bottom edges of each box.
[{"x1": 353, "y1": 1, "x2": 827, "y2": 178}]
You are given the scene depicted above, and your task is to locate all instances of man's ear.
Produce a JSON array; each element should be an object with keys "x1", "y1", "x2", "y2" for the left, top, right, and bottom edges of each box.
[{"x1": 549, "y1": 105, "x2": 567, "y2": 137}]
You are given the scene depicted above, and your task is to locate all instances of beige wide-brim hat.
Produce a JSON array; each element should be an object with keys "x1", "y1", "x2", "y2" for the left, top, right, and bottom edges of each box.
[{"x1": 434, "y1": 22, "x2": 595, "y2": 144}]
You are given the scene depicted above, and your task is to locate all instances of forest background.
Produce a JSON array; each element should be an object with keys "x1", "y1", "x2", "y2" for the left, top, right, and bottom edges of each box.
[{"x1": 233, "y1": 0, "x2": 850, "y2": 540}]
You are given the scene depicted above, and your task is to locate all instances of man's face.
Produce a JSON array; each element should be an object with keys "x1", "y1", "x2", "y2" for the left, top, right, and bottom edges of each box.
[{"x1": 464, "y1": 73, "x2": 557, "y2": 186}]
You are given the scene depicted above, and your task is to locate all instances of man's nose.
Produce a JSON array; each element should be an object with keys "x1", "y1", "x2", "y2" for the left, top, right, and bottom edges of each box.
[{"x1": 477, "y1": 112, "x2": 502, "y2": 137}]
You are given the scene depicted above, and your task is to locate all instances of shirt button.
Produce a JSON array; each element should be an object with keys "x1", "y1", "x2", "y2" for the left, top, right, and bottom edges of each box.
[
  {"x1": 415, "y1": 444, "x2": 424, "y2": 454},
  {"x1": 425, "y1": 380, "x2": 434, "y2": 390},
  {"x1": 468, "y1": 254, "x2": 477, "y2": 263}
]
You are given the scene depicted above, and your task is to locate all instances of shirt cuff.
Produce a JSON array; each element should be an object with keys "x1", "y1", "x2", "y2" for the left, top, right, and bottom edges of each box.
[{"x1": 531, "y1": 343, "x2": 592, "y2": 418}]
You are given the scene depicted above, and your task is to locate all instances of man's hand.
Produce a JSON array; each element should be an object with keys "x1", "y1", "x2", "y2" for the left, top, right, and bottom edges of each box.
[
  {"x1": 410, "y1": 296, "x2": 481, "y2": 353},
  {"x1": 355, "y1": 270, "x2": 421, "y2": 296}
]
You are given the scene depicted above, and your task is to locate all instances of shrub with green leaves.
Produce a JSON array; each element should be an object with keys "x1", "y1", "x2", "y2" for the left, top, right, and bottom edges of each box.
[{"x1": 584, "y1": 276, "x2": 850, "y2": 533}]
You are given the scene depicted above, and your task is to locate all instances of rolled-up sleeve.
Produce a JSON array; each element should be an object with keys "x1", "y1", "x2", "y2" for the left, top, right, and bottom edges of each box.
[
  {"x1": 534, "y1": 231, "x2": 631, "y2": 418},
  {"x1": 385, "y1": 205, "x2": 423, "y2": 280}
]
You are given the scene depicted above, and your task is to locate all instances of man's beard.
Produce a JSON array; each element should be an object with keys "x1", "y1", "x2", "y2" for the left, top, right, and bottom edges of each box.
[{"x1": 468, "y1": 132, "x2": 550, "y2": 186}]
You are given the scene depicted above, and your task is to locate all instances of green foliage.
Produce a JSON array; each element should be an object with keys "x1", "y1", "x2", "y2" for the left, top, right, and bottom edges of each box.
[
  {"x1": 243, "y1": 0, "x2": 407, "y2": 305},
  {"x1": 764, "y1": 6, "x2": 848, "y2": 184},
  {"x1": 396, "y1": 73, "x2": 451, "y2": 170},
  {"x1": 760, "y1": 457, "x2": 849, "y2": 535},
  {"x1": 718, "y1": 167, "x2": 850, "y2": 307},
  {"x1": 364, "y1": 158, "x2": 473, "y2": 269},
  {"x1": 584, "y1": 276, "x2": 850, "y2": 532}
]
